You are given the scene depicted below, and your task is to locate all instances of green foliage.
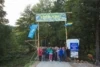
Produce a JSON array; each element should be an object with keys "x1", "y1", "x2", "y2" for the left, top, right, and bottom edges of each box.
[
  {"x1": 0, "y1": 0, "x2": 13, "y2": 62},
  {"x1": 0, "y1": 53, "x2": 35, "y2": 67},
  {"x1": 0, "y1": 0, "x2": 9, "y2": 24},
  {"x1": 66, "y1": 0, "x2": 100, "y2": 60},
  {"x1": 0, "y1": 0, "x2": 100, "y2": 66}
]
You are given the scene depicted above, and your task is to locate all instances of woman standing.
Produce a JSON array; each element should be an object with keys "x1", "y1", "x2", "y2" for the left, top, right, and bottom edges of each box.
[{"x1": 48, "y1": 47, "x2": 53, "y2": 61}]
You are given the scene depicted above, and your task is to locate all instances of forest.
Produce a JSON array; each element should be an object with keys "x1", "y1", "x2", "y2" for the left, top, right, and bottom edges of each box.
[{"x1": 0, "y1": 0, "x2": 100, "y2": 67}]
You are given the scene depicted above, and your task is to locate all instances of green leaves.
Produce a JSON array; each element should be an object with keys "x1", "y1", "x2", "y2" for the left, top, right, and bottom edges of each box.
[
  {"x1": 11, "y1": 0, "x2": 100, "y2": 61},
  {"x1": 65, "y1": 0, "x2": 100, "y2": 60},
  {"x1": 0, "y1": 0, "x2": 9, "y2": 24}
]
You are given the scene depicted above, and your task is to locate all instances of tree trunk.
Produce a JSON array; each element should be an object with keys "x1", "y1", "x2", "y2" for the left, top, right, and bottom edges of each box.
[
  {"x1": 95, "y1": 18, "x2": 100, "y2": 65},
  {"x1": 95, "y1": 0, "x2": 100, "y2": 65}
]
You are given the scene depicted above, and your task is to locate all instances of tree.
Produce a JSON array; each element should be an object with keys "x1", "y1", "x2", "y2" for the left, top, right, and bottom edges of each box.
[
  {"x1": 65, "y1": 0, "x2": 100, "y2": 62},
  {"x1": 0, "y1": 0, "x2": 15, "y2": 63},
  {"x1": 52, "y1": 0, "x2": 66, "y2": 12},
  {"x1": 95, "y1": 0, "x2": 100, "y2": 64},
  {"x1": 16, "y1": 0, "x2": 100, "y2": 62},
  {"x1": 16, "y1": 5, "x2": 36, "y2": 52},
  {"x1": 0, "y1": 0, "x2": 9, "y2": 24}
]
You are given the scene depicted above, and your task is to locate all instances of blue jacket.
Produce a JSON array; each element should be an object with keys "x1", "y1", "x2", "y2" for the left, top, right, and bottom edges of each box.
[{"x1": 59, "y1": 49, "x2": 63, "y2": 56}]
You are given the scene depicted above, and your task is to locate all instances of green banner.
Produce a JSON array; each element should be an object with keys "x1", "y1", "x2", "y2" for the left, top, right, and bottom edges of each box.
[{"x1": 36, "y1": 13, "x2": 67, "y2": 22}]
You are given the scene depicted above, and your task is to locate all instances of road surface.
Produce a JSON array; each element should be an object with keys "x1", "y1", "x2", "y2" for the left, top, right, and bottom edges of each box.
[
  {"x1": 36, "y1": 61, "x2": 72, "y2": 67},
  {"x1": 30, "y1": 61, "x2": 100, "y2": 67}
]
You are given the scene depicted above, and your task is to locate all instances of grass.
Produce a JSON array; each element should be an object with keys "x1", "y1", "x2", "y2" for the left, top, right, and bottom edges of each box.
[
  {"x1": 0, "y1": 52, "x2": 36, "y2": 67},
  {"x1": 24, "y1": 61, "x2": 34, "y2": 67}
]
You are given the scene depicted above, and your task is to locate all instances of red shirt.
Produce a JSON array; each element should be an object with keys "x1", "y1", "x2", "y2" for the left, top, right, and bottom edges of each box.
[{"x1": 37, "y1": 48, "x2": 43, "y2": 56}]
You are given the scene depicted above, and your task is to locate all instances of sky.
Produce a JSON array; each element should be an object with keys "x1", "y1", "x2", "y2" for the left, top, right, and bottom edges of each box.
[{"x1": 4, "y1": 0, "x2": 39, "y2": 26}]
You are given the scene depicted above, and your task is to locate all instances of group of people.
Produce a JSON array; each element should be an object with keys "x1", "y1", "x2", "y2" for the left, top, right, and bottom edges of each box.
[{"x1": 37, "y1": 46, "x2": 70, "y2": 62}]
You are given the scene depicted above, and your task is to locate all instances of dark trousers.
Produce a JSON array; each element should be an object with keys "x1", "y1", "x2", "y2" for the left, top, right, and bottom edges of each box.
[
  {"x1": 59, "y1": 55, "x2": 63, "y2": 61},
  {"x1": 39, "y1": 56, "x2": 42, "y2": 61},
  {"x1": 53, "y1": 53, "x2": 57, "y2": 61}
]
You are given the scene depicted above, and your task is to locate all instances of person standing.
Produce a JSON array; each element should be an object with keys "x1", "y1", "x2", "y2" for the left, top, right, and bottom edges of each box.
[
  {"x1": 59, "y1": 47, "x2": 64, "y2": 61},
  {"x1": 62, "y1": 47, "x2": 67, "y2": 61},
  {"x1": 37, "y1": 47, "x2": 43, "y2": 61},
  {"x1": 56, "y1": 47, "x2": 60, "y2": 61},
  {"x1": 53, "y1": 47, "x2": 57, "y2": 61},
  {"x1": 48, "y1": 47, "x2": 53, "y2": 61},
  {"x1": 42, "y1": 47, "x2": 46, "y2": 61},
  {"x1": 66, "y1": 47, "x2": 70, "y2": 62}
]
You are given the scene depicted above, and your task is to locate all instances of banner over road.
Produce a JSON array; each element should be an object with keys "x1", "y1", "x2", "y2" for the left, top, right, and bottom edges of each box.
[{"x1": 36, "y1": 13, "x2": 67, "y2": 22}]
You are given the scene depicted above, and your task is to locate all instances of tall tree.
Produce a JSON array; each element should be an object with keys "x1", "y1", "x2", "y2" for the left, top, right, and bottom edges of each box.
[
  {"x1": 16, "y1": 5, "x2": 36, "y2": 52},
  {"x1": 65, "y1": 0, "x2": 100, "y2": 62},
  {"x1": 0, "y1": 0, "x2": 8, "y2": 24},
  {"x1": 95, "y1": 0, "x2": 100, "y2": 64},
  {"x1": 0, "y1": 0, "x2": 14, "y2": 63}
]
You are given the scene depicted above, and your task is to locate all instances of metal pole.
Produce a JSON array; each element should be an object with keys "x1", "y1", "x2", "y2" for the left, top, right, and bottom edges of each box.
[{"x1": 38, "y1": 22, "x2": 40, "y2": 48}]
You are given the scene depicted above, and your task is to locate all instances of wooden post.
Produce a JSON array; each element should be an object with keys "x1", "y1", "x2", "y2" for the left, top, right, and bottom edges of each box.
[
  {"x1": 65, "y1": 21, "x2": 68, "y2": 48},
  {"x1": 38, "y1": 22, "x2": 40, "y2": 48},
  {"x1": 35, "y1": 32, "x2": 36, "y2": 46}
]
